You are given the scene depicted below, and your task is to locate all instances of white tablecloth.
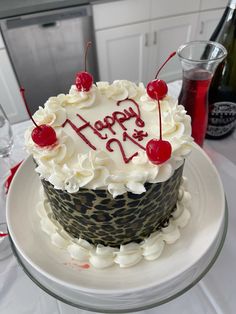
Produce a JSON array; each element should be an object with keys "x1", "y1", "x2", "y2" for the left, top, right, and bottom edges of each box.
[{"x1": 1, "y1": 82, "x2": 236, "y2": 314}]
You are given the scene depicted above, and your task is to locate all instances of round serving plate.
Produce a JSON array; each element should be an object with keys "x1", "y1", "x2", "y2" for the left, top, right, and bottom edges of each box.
[{"x1": 6, "y1": 144, "x2": 227, "y2": 312}]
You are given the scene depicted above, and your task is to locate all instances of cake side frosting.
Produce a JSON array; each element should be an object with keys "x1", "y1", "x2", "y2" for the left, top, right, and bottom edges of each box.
[
  {"x1": 41, "y1": 164, "x2": 184, "y2": 247},
  {"x1": 37, "y1": 177, "x2": 191, "y2": 269},
  {"x1": 25, "y1": 80, "x2": 193, "y2": 197}
]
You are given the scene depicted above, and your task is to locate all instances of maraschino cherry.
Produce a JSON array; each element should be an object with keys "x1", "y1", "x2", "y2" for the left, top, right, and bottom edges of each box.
[
  {"x1": 146, "y1": 97, "x2": 172, "y2": 165},
  {"x1": 75, "y1": 42, "x2": 93, "y2": 92},
  {"x1": 146, "y1": 52, "x2": 176, "y2": 101},
  {"x1": 146, "y1": 52, "x2": 176, "y2": 165},
  {"x1": 20, "y1": 88, "x2": 57, "y2": 147}
]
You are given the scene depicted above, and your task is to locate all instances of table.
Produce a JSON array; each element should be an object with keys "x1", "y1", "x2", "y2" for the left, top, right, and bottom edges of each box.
[{"x1": 1, "y1": 82, "x2": 236, "y2": 313}]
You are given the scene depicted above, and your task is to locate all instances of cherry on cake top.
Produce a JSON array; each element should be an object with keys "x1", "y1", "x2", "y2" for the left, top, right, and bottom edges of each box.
[
  {"x1": 20, "y1": 87, "x2": 57, "y2": 147},
  {"x1": 145, "y1": 52, "x2": 176, "y2": 165},
  {"x1": 146, "y1": 52, "x2": 176, "y2": 101},
  {"x1": 75, "y1": 42, "x2": 94, "y2": 92}
]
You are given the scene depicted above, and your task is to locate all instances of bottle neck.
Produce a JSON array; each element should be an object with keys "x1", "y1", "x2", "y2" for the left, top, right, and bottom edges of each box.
[{"x1": 228, "y1": 0, "x2": 236, "y2": 9}]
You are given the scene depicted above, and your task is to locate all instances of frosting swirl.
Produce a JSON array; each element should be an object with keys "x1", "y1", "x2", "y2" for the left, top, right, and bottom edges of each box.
[{"x1": 25, "y1": 80, "x2": 193, "y2": 197}]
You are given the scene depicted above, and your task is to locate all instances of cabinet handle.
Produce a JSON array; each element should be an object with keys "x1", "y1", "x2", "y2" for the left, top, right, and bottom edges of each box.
[
  {"x1": 145, "y1": 33, "x2": 148, "y2": 46},
  {"x1": 153, "y1": 31, "x2": 157, "y2": 45},
  {"x1": 200, "y1": 22, "x2": 204, "y2": 35},
  {"x1": 40, "y1": 22, "x2": 57, "y2": 28}
]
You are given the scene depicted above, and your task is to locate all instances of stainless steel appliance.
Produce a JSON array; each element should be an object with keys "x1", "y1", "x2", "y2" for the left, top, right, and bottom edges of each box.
[{"x1": 1, "y1": 5, "x2": 98, "y2": 113}]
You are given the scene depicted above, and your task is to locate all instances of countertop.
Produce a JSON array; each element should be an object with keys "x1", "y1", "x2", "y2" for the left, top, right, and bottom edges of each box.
[{"x1": 0, "y1": 81, "x2": 236, "y2": 313}]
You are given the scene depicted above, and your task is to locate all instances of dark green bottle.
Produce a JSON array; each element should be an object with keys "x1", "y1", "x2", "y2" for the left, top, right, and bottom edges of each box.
[{"x1": 207, "y1": 0, "x2": 236, "y2": 138}]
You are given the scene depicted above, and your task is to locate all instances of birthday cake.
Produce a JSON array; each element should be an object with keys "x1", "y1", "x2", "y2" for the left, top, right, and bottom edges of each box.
[{"x1": 24, "y1": 52, "x2": 193, "y2": 268}]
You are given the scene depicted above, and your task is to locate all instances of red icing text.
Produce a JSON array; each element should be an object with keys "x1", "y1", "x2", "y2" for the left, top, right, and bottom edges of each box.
[
  {"x1": 62, "y1": 98, "x2": 148, "y2": 163},
  {"x1": 93, "y1": 99, "x2": 145, "y2": 135}
]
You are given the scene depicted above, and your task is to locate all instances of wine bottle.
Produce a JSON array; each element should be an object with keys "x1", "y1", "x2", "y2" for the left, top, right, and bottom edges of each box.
[{"x1": 206, "y1": 0, "x2": 236, "y2": 139}]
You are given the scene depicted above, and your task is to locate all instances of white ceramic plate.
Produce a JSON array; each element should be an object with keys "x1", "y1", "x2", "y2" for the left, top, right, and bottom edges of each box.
[{"x1": 6, "y1": 144, "x2": 225, "y2": 298}]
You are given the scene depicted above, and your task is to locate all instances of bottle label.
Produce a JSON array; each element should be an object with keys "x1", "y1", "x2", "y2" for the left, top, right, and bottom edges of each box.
[
  {"x1": 229, "y1": 0, "x2": 236, "y2": 10},
  {"x1": 207, "y1": 101, "x2": 236, "y2": 137}
]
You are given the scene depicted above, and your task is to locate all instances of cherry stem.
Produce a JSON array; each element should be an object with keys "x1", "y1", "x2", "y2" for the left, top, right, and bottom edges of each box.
[
  {"x1": 155, "y1": 92, "x2": 162, "y2": 141},
  {"x1": 20, "y1": 87, "x2": 39, "y2": 129},
  {"x1": 84, "y1": 41, "x2": 92, "y2": 72},
  {"x1": 155, "y1": 52, "x2": 176, "y2": 79}
]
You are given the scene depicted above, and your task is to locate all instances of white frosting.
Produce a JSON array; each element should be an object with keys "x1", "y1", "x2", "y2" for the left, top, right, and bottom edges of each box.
[
  {"x1": 37, "y1": 177, "x2": 191, "y2": 269},
  {"x1": 25, "y1": 80, "x2": 193, "y2": 197}
]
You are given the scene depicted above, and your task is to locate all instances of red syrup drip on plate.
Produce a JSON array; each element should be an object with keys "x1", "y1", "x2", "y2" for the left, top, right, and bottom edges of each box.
[
  {"x1": 80, "y1": 263, "x2": 90, "y2": 269},
  {"x1": 5, "y1": 161, "x2": 23, "y2": 193},
  {"x1": 0, "y1": 233, "x2": 8, "y2": 238}
]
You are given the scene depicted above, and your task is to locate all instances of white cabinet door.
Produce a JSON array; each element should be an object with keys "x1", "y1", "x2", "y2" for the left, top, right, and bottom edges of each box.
[
  {"x1": 95, "y1": 22, "x2": 150, "y2": 83},
  {"x1": 195, "y1": 9, "x2": 224, "y2": 40},
  {"x1": 0, "y1": 49, "x2": 28, "y2": 124},
  {"x1": 200, "y1": 0, "x2": 227, "y2": 11},
  {"x1": 150, "y1": 0, "x2": 201, "y2": 19},
  {"x1": 0, "y1": 34, "x2": 4, "y2": 49},
  {"x1": 148, "y1": 13, "x2": 199, "y2": 83},
  {"x1": 92, "y1": 0, "x2": 150, "y2": 30}
]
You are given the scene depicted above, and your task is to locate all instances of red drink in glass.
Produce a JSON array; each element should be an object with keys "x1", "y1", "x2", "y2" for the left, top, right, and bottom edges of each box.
[{"x1": 178, "y1": 69, "x2": 212, "y2": 146}]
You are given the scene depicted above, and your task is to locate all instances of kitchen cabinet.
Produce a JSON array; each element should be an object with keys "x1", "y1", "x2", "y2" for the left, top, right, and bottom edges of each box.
[
  {"x1": 92, "y1": 0, "x2": 150, "y2": 31},
  {"x1": 150, "y1": 0, "x2": 201, "y2": 19},
  {"x1": 94, "y1": 13, "x2": 198, "y2": 84},
  {"x1": 200, "y1": 0, "x2": 226, "y2": 11},
  {"x1": 0, "y1": 32, "x2": 4, "y2": 49},
  {"x1": 148, "y1": 14, "x2": 198, "y2": 83},
  {"x1": 0, "y1": 36, "x2": 27, "y2": 124},
  {"x1": 195, "y1": 9, "x2": 224, "y2": 41},
  {"x1": 0, "y1": 0, "x2": 228, "y2": 124},
  {"x1": 95, "y1": 21, "x2": 150, "y2": 83},
  {"x1": 93, "y1": 0, "x2": 226, "y2": 84}
]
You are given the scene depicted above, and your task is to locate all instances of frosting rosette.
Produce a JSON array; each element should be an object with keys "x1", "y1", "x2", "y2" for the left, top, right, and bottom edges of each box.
[
  {"x1": 96, "y1": 80, "x2": 145, "y2": 101},
  {"x1": 67, "y1": 85, "x2": 97, "y2": 108},
  {"x1": 25, "y1": 80, "x2": 193, "y2": 197},
  {"x1": 32, "y1": 98, "x2": 67, "y2": 127}
]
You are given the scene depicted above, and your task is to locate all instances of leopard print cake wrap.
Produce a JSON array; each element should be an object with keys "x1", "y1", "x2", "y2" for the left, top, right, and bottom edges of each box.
[{"x1": 41, "y1": 164, "x2": 184, "y2": 247}]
